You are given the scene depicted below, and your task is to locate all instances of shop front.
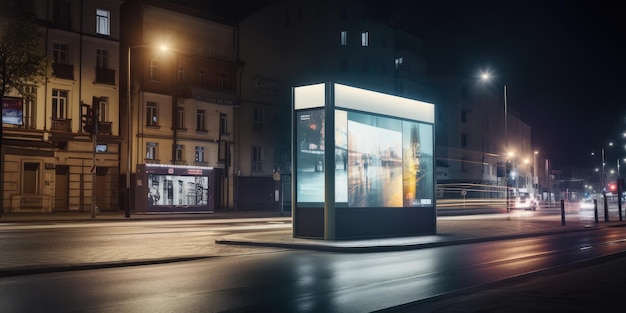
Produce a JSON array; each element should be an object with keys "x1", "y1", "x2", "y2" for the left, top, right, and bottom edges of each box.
[{"x1": 135, "y1": 164, "x2": 215, "y2": 213}]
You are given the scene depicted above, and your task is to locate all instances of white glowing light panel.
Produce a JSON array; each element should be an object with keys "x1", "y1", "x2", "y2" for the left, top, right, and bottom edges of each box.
[{"x1": 294, "y1": 83, "x2": 435, "y2": 208}]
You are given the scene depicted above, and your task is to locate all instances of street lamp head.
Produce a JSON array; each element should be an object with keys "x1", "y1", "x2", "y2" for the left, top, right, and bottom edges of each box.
[{"x1": 480, "y1": 71, "x2": 491, "y2": 81}]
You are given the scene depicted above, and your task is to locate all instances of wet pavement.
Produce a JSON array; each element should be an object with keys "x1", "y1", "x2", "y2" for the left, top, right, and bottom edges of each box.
[{"x1": 2, "y1": 209, "x2": 626, "y2": 312}]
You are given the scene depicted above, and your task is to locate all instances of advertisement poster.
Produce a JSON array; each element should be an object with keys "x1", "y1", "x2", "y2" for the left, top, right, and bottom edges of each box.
[
  {"x1": 2, "y1": 96, "x2": 24, "y2": 125},
  {"x1": 296, "y1": 109, "x2": 325, "y2": 203},
  {"x1": 296, "y1": 109, "x2": 433, "y2": 207}
]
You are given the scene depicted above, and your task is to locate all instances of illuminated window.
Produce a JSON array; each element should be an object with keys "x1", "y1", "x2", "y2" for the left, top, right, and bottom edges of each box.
[
  {"x1": 146, "y1": 142, "x2": 158, "y2": 160},
  {"x1": 361, "y1": 31, "x2": 369, "y2": 46},
  {"x1": 340, "y1": 31, "x2": 347, "y2": 45},
  {"x1": 395, "y1": 57, "x2": 403, "y2": 69},
  {"x1": 195, "y1": 146, "x2": 205, "y2": 162},
  {"x1": 96, "y1": 9, "x2": 110, "y2": 35},
  {"x1": 146, "y1": 101, "x2": 158, "y2": 126}
]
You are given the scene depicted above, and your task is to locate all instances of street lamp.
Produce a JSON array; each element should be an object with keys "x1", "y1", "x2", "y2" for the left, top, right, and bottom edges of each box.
[
  {"x1": 480, "y1": 71, "x2": 509, "y2": 211},
  {"x1": 126, "y1": 43, "x2": 168, "y2": 218}
]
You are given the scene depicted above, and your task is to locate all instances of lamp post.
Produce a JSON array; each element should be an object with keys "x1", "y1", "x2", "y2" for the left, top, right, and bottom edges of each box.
[{"x1": 480, "y1": 71, "x2": 509, "y2": 211}]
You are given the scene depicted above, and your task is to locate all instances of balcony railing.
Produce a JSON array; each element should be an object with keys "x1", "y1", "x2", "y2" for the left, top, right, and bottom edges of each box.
[
  {"x1": 97, "y1": 121, "x2": 112, "y2": 135},
  {"x1": 95, "y1": 67, "x2": 115, "y2": 85},
  {"x1": 50, "y1": 118, "x2": 71, "y2": 132},
  {"x1": 52, "y1": 63, "x2": 74, "y2": 80}
]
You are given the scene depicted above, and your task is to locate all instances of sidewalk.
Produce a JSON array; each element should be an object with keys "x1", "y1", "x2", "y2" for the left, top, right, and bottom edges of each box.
[{"x1": 1, "y1": 209, "x2": 624, "y2": 276}]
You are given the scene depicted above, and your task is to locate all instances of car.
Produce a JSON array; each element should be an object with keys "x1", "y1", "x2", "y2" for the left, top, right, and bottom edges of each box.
[
  {"x1": 579, "y1": 198, "x2": 595, "y2": 210},
  {"x1": 513, "y1": 193, "x2": 537, "y2": 211}
]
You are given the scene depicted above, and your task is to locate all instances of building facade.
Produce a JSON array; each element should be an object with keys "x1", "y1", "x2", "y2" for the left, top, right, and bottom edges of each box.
[
  {"x1": 238, "y1": 0, "x2": 430, "y2": 210},
  {"x1": 120, "y1": 0, "x2": 238, "y2": 212},
  {"x1": 2, "y1": 0, "x2": 123, "y2": 213}
]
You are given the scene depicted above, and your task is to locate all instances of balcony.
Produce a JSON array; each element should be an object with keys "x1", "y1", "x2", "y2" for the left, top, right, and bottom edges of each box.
[
  {"x1": 50, "y1": 118, "x2": 71, "y2": 132},
  {"x1": 95, "y1": 67, "x2": 115, "y2": 85},
  {"x1": 53, "y1": 63, "x2": 74, "y2": 80}
]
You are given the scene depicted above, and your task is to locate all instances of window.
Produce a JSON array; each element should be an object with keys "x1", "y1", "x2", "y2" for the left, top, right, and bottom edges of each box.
[
  {"x1": 23, "y1": 86, "x2": 37, "y2": 128},
  {"x1": 149, "y1": 59, "x2": 159, "y2": 80},
  {"x1": 178, "y1": 66, "x2": 184, "y2": 82},
  {"x1": 195, "y1": 146, "x2": 205, "y2": 162},
  {"x1": 96, "y1": 9, "x2": 110, "y2": 35},
  {"x1": 219, "y1": 113, "x2": 227, "y2": 135},
  {"x1": 23, "y1": 162, "x2": 40, "y2": 194},
  {"x1": 147, "y1": 101, "x2": 158, "y2": 126},
  {"x1": 395, "y1": 57, "x2": 403, "y2": 69},
  {"x1": 461, "y1": 133, "x2": 468, "y2": 147},
  {"x1": 252, "y1": 146, "x2": 263, "y2": 172},
  {"x1": 51, "y1": 89, "x2": 68, "y2": 119},
  {"x1": 53, "y1": 0, "x2": 70, "y2": 29},
  {"x1": 146, "y1": 142, "x2": 158, "y2": 160},
  {"x1": 53, "y1": 43, "x2": 69, "y2": 64},
  {"x1": 461, "y1": 110, "x2": 467, "y2": 122},
  {"x1": 219, "y1": 73, "x2": 226, "y2": 89},
  {"x1": 97, "y1": 97, "x2": 107, "y2": 122},
  {"x1": 175, "y1": 144, "x2": 184, "y2": 161},
  {"x1": 176, "y1": 107, "x2": 185, "y2": 129},
  {"x1": 96, "y1": 49, "x2": 108, "y2": 69},
  {"x1": 361, "y1": 31, "x2": 369, "y2": 47},
  {"x1": 340, "y1": 31, "x2": 347, "y2": 46},
  {"x1": 199, "y1": 70, "x2": 206, "y2": 86},
  {"x1": 253, "y1": 107, "x2": 263, "y2": 131},
  {"x1": 196, "y1": 109, "x2": 206, "y2": 131}
]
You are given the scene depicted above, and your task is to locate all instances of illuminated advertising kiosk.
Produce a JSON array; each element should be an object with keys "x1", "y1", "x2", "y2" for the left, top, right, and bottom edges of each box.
[
  {"x1": 293, "y1": 83, "x2": 435, "y2": 239},
  {"x1": 135, "y1": 164, "x2": 215, "y2": 213}
]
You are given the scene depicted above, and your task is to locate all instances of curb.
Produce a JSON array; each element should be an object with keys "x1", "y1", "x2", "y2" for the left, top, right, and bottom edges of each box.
[{"x1": 0, "y1": 255, "x2": 214, "y2": 278}]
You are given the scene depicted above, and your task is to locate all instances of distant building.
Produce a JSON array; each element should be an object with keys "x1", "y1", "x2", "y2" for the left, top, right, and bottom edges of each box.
[
  {"x1": 2, "y1": 0, "x2": 123, "y2": 213},
  {"x1": 430, "y1": 76, "x2": 536, "y2": 204}
]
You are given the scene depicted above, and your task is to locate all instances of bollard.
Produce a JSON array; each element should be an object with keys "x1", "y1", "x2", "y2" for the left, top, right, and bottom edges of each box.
[
  {"x1": 594, "y1": 199, "x2": 599, "y2": 223},
  {"x1": 603, "y1": 191, "x2": 609, "y2": 222},
  {"x1": 561, "y1": 199, "x2": 565, "y2": 226},
  {"x1": 618, "y1": 183, "x2": 623, "y2": 222}
]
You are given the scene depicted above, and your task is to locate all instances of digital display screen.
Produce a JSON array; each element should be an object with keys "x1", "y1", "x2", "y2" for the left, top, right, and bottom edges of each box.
[{"x1": 296, "y1": 108, "x2": 433, "y2": 207}]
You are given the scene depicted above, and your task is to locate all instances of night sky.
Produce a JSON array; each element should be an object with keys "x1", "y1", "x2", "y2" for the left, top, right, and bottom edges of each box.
[
  {"x1": 182, "y1": 0, "x2": 626, "y2": 170},
  {"x1": 394, "y1": 1, "x2": 626, "y2": 170}
]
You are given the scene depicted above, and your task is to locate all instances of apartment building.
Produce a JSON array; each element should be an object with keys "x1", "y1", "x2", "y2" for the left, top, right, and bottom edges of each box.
[
  {"x1": 120, "y1": 0, "x2": 238, "y2": 212},
  {"x1": 2, "y1": 0, "x2": 122, "y2": 213}
]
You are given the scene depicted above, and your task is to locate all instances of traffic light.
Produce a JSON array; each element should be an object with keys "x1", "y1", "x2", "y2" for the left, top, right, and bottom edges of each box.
[{"x1": 81, "y1": 103, "x2": 93, "y2": 134}]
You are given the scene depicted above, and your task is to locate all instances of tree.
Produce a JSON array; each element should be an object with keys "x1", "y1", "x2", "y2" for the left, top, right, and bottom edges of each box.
[{"x1": 0, "y1": 0, "x2": 52, "y2": 215}]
